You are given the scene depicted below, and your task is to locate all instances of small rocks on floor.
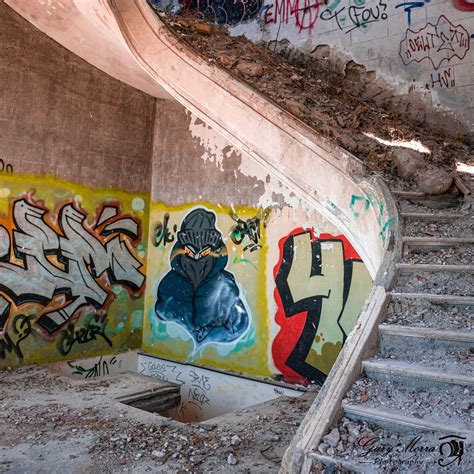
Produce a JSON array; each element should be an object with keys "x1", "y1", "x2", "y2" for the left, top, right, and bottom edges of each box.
[
  {"x1": 192, "y1": 22, "x2": 212, "y2": 35},
  {"x1": 323, "y1": 427, "x2": 340, "y2": 447},
  {"x1": 230, "y1": 435, "x2": 242, "y2": 446},
  {"x1": 227, "y1": 453, "x2": 238, "y2": 465}
]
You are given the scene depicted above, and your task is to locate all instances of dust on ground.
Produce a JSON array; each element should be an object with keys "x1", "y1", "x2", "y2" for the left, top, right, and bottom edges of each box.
[
  {"x1": 0, "y1": 366, "x2": 317, "y2": 473},
  {"x1": 153, "y1": 9, "x2": 473, "y2": 192}
]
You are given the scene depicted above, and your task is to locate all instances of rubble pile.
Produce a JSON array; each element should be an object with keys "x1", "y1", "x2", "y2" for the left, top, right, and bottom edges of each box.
[{"x1": 157, "y1": 10, "x2": 473, "y2": 192}]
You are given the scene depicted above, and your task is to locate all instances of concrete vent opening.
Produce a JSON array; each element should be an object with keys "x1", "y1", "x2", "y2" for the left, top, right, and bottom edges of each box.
[{"x1": 117, "y1": 386, "x2": 181, "y2": 418}]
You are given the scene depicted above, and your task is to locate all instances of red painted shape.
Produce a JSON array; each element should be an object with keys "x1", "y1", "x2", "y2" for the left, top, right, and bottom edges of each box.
[
  {"x1": 272, "y1": 228, "x2": 362, "y2": 385},
  {"x1": 452, "y1": 0, "x2": 474, "y2": 11}
]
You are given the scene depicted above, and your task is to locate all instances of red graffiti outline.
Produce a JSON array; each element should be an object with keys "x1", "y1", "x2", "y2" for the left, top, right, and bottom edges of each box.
[
  {"x1": 452, "y1": 0, "x2": 474, "y2": 12},
  {"x1": 264, "y1": 0, "x2": 321, "y2": 33},
  {"x1": 272, "y1": 227, "x2": 361, "y2": 384}
]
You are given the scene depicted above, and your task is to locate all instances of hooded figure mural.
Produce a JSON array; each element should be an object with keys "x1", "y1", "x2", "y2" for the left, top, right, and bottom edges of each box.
[{"x1": 155, "y1": 208, "x2": 250, "y2": 344}]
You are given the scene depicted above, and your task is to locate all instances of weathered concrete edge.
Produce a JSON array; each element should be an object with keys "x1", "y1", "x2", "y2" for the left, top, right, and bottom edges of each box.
[{"x1": 280, "y1": 177, "x2": 401, "y2": 474}]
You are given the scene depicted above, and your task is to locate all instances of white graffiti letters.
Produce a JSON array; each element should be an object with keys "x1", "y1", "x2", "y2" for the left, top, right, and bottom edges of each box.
[{"x1": 0, "y1": 198, "x2": 144, "y2": 333}]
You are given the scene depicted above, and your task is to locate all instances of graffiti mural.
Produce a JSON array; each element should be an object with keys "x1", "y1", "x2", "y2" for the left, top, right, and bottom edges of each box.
[
  {"x1": 143, "y1": 202, "x2": 270, "y2": 378},
  {"x1": 272, "y1": 228, "x2": 371, "y2": 384},
  {"x1": 399, "y1": 15, "x2": 470, "y2": 70},
  {"x1": 155, "y1": 207, "x2": 250, "y2": 344},
  {"x1": 0, "y1": 174, "x2": 146, "y2": 367},
  {"x1": 150, "y1": 0, "x2": 262, "y2": 26},
  {"x1": 0, "y1": 197, "x2": 144, "y2": 334},
  {"x1": 263, "y1": 0, "x2": 321, "y2": 33},
  {"x1": 229, "y1": 208, "x2": 270, "y2": 252}
]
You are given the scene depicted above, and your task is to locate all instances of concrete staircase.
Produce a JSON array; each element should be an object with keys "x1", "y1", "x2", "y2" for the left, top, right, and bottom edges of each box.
[{"x1": 312, "y1": 190, "x2": 473, "y2": 472}]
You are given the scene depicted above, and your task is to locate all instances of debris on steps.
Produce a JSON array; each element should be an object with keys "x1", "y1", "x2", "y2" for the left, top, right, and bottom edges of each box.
[
  {"x1": 403, "y1": 217, "x2": 474, "y2": 238},
  {"x1": 395, "y1": 270, "x2": 474, "y2": 296},
  {"x1": 385, "y1": 299, "x2": 473, "y2": 332},
  {"x1": 344, "y1": 377, "x2": 472, "y2": 431},
  {"x1": 313, "y1": 191, "x2": 473, "y2": 471},
  {"x1": 155, "y1": 9, "x2": 473, "y2": 192}
]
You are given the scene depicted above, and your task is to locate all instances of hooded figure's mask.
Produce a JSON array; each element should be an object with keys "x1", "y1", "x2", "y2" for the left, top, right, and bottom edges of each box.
[{"x1": 177, "y1": 209, "x2": 223, "y2": 289}]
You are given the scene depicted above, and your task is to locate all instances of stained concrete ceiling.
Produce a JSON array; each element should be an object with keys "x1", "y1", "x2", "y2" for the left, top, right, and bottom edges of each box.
[{"x1": 5, "y1": 0, "x2": 170, "y2": 99}]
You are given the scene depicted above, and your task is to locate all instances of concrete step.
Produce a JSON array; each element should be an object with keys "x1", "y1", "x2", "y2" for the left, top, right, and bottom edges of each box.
[
  {"x1": 394, "y1": 270, "x2": 474, "y2": 297},
  {"x1": 344, "y1": 377, "x2": 472, "y2": 432},
  {"x1": 397, "y1": 263, "x2": 474, "y2": 272},
  {"x1": 314, "y1": 416, "x2": 473, "y2": 473},
  {"x1": 401, "y1": 238, "x2": 474, "y2": 265},
  {"x1": 398, "y1": 198, "x2": 465, "y2": 215},
  {"x1": 363, "y1": 359, "x2": 474, "y2": 388},
  {"x1": 402, "y1": 236, "x2": 474, "y2": 251},
  {"x1": 377, "y1": 330, "x2": 473, "y2": 370},
  {"x1": 385, "y1": 298, "x2": 474, "y2": 332},
  {"x1": 342, "y1": 403, "x2": 472, "y2": 438},
  {"x1": 389, "y1": 292, "x2": 474, "y2": 306},
  {"x1": 379, "y1": 324, "x2": 474, "y2": 353},
  {"x1": 393, "y1": 191, "x2": 463, "y2": 210},
  {"x1": 403, "y1": 218, "x2": 474, "y2": 238},
  {"x1": 401, "y1": 212, "x2": 463, "y2": 222}
]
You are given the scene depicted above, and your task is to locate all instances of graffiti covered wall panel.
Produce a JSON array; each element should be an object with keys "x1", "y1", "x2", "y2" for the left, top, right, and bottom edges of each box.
[
  {"x1": 143, "y1": 203, "x2": 271, "y2": 378},
  {"x1": 143, "y1": 204, "x2": 372, "y2": 384},
  {"x1": 153, "y1": 0, "x2": 474, "y2": 126},
  {"x1": 0, "y1": 175, "x2": 148, "y2": 367},
  {"x1": 272, "y1": 228, "x2": 371, "y2": 385}
]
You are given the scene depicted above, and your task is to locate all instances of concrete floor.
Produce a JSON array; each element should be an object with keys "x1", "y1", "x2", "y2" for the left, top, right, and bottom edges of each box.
[{"x1": 0, "y1": 366, "x2": 317, "y2": 473}]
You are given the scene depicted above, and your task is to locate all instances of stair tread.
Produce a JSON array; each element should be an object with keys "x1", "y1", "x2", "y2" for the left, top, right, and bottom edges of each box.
[
  {"x1": 386, "y1": 294, "x2": 473, "y2": 332},
  {"x1": 363, "y1": 359, "x2": 474, "y2": 384},
  {"x1": 343, "y1": 402, "x2": 472, "y2": 436},
  {"x1": 315, "y1": 417, "x2": 473, "y2": 473},
  {"x1": 402, "y1": 236, "x2": 474, "y2": 243},
  {"x1": 379, "y1": 324, "x2": 474, "y2": 342},
  {"x1": 394, "y1": 270, "x2": 473, "y2": 297},
  {"x1": 401, "y1": 212, "x2": 463, "y2": 220},
  {"x1": 390, "y1": 292, "x2": 474, "y2": 304},
  {"x1": 344, "y1": 377, "x2": 472, "y2": 432},
  {"x1": 396, "y1": 263, "x2": 474, "y2": 271}
]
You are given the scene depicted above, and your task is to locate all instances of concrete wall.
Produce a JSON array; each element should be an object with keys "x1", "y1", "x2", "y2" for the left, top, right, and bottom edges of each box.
[
  {"x1": 142, "y1": 100, "x2": 372, "y2": 385},
  {"x1": 1, "y1": 2, "x2": 386, "y2": 388},
  {"x1": 0, "y1": 5, "x2": 155, "y2": 367},
  {"x1": 154, "y1": 0, "x2": 474, "y2": 129}
]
